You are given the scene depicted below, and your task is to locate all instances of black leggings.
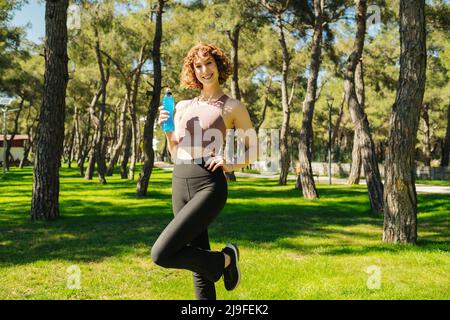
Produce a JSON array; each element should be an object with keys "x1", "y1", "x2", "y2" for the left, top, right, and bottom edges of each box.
[{"x1": 151, "y1": 158, "x2": 228, "y2": 300}]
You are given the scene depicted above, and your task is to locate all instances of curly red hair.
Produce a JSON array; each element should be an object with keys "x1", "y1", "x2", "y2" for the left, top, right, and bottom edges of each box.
[{"x1": 180, "y1": 42, "x2": 233, "y2": 90}]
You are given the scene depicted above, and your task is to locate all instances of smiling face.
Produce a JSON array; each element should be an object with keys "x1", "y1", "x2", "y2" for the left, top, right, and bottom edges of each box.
[
  {"x1": 193, "y1": 53, "x2": 220, "y2": 87},
  {"x1": 180, "y1": 43, "x2": 233, "y2": 90}
]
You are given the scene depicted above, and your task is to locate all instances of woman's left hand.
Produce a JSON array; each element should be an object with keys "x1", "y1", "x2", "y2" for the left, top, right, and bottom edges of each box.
[{"x1": 205, "y1": 155, "x2": 234, "y2": 172}]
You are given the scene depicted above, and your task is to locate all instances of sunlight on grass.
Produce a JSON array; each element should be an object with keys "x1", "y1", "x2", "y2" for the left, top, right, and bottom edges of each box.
[{"x1": 0, "y1": 165, "x2": 449, "y2": 299}]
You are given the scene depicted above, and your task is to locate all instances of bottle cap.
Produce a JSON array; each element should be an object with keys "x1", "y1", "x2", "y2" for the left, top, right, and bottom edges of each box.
[{"x1": 165, "y1": 88, "x2": 172, "y2": 95}]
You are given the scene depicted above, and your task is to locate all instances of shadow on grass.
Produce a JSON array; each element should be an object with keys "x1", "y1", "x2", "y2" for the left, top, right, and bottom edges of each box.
[
  {"x1": 0, "y1": 166, "x2": 449, "y2": 266},
  {"x1": 0, "y1": 199, "x2": 172, "y2": 266}
]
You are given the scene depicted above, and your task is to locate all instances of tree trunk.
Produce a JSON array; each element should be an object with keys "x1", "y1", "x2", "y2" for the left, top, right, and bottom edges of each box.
[
  {"x1": 85, "y1": 88, "x2": 102, "y2": 180},
  {"x1": 106, "y1": 97, "x2": 127, "y2": 176},
  {"x1": 128, "y1": 45, "x2": 145, "y2": 181},
  {"x1": 376, "y1": 140, "x2": 384, "y2": 164},
  {"x1": 421, "y1": 103, "x2": 431, "y2": 166},
  {"x1": 441, "y1": 104, "x2": 450, "y2": 167},
  {"x1": 137, "y1": 113, "x2": 142, "y2": 162},
  {"x1": 383, "y1": 0, "x2": 427, "y2": 244},
  {"x1": 331, "y1": 93, "x2": 345, "y2": 149},
  {"x1": 85, "y1": 140, "x2": 96, "y2": 180},
  {"x1": 66, "y1": 124, "x2": 75, "y2": 168},
  {"x1": 298, "y1": 0, "x2": 323, "y2": 198},
  {"x1": 136, "y1": 0, "x2": 164, "y2": 196},
  {"x1": 331, "y1": 92, "x2": 345, "y2": 162},
  {"x1": 31, "y1": 0, "x2": 69, "y2": 220},
  {"x1": 111, "y1": 100, "x2": 119, "y2": 147},
  {"x1": 229, "y1": 24, "x2": 241, "y2": 101},
  {"x1": 276, "y1": 13, "x2": 291, "y2": 186},
  {"x1": 93, "y1": 28, "x2": 109, "y2": 185},
  {"x1": 128, "y1": 110, "x2": 137, "y2": 181},
  {"x1": 348, "y1": 129, "x2": 362, "y2": 184},
  {"x1": 78, "y1": 112, "x2": 91, "y2": 177},
  {"x1": 348, "y1": 60, "x2": 365, "y2": 184},
  {"x1": 19, "y1": 104, "x2": 36, "y2": 169},
  {"x1": 74, "y1": 105, "x2": 81, "y2": 164},
  {"x1": 255, "y1": 77, "x2": 272, "y2": 135},
  {"x1": 344, "y1": 0, "x2": 383, "y2": 213},
  {"x1": 20, "y1": 125, "x2": 34, "y2": 168},
  {"x1": 121, "y1": 126, "x2": 132, "y2": 179},
  {"x1": 226, "y1": 24, "x2": 242, "y2": 182},
  {"x1": 160, "y1": 138, "x2": 167, "y2": 161}
]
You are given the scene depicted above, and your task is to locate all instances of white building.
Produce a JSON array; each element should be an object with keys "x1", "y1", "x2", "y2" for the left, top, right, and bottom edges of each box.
[{"x1": 0, "y1": 135, "x2": 29, "y2": 163}]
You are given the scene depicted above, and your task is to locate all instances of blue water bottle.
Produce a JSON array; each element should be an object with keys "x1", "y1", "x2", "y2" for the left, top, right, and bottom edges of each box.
[{"x1": 161, "y1": 88, "x2": 175, "y2": 132}]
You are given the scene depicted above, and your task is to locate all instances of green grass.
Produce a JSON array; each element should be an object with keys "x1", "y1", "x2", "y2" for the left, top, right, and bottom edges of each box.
[
  {"x1": 416, "y1": 179, "x2": 450, "y2": 187},
  {"x1": 242, "y1": 168, "x2": 261, "y2": 174},
  {"x1": 0, "y1": 165, "x2": 449, "y2": 300}
]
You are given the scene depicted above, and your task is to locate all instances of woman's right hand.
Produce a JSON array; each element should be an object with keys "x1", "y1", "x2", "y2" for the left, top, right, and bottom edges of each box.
[
  {"x1": 157, "y1": 105, "x2": 170, "y2": 126},
  {"x1": 158, "y1": 106, "x2": 177, "y2": 143}
]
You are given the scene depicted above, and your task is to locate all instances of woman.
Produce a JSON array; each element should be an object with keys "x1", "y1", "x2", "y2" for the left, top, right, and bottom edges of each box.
[{"x1": 151, "y1": 42, "x2": 256, "y2": 300}]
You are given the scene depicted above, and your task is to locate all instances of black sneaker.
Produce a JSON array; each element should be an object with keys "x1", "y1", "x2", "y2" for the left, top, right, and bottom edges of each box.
[{"x1": 222, "y1": 243, "x2": 241, "y2": 291}]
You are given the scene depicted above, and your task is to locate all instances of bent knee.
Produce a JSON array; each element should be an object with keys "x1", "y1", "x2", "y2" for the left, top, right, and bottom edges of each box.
[{"x1": 150, "y1": 245, "x2": 169, "y2": 267}]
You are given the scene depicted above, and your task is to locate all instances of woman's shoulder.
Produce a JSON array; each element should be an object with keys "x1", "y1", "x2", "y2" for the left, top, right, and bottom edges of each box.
[
  {"x1": 224, "y1": 97, "x2": 247, "y2": 112},
  {"x1": 175, "y1": 99, "x2": 194, "y2": 110}
]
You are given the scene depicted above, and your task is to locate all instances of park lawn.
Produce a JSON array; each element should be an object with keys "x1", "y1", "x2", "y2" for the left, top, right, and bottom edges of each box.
[
  {"x1": 0, "y1": 165, "x2": 449, "y2": 300},
  {"x1": 416, "y1": 179, "x2": 450, "y2": 187}
]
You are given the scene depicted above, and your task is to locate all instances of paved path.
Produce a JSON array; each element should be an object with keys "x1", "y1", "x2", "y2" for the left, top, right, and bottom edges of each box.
[{"x1": 154, "y1": 162, "x2": 450, "y2": 195}]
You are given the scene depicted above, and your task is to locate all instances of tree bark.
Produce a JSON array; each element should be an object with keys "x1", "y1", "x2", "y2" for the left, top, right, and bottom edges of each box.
[
  {"x1": 226, "y1": 24, "x2": 242, "y2": 182},
  {"x1": 19, "y1": 105, "x2": 36, "y2": 168},
  {"x1": 106, "y1": 98, "x2": 127, "y2": 176},
  {"x1": 276, "y1": 13, "x2": 291, "y2": 186},
  {"x1": 85, "y1": 88, "x2": 102, "y2": 180},
  {"x1": 348, "y1": 60, "x2": 365, "y2": 184},
  {"x1": 31, "y1": 0, "x2": 69, "y2": 220},
  {"x1": 383, "y1": 0, "x2": 427, "y2": 244},
  {"x1": 348, "y1": 128, "x2": 362, "y2": 184},
  {"x1": 441, "y1": 104, "x2": 450, "y2": 167},
  {"x1": 78, "y1": 110, "x2": 91, "y2": 177},
  {"x1": 121, "y1": 125, "x2": 132, "y2": 179},
  {"x1": 19, "y1": 130, "x2": 33, "y2": 168},
  {"x1": 111, "y1": 100, "x2": 119, "y2": 147},
  {"x1": 93, "y1": 27, "x2": 109, "y2": 184},
  {"x1": 331, "y1": 92, "x2": 345, "y2": 162},
  {"x1": 161, "y1": 138, "x2": 168, "y2": 161},
  {"x1": 421, "y1": 103, "x2": 431, "y2": 166},
  {"x1": 298, "y1": 0, "x2": 323, "y2": 198},
  {"x1": 74, "y1": 105, "x2": 81, "y2": 164},
  {"x1": 66, "y1": 124, "x2": 75, "y2": 168},
  {"x1": 137, "y1": 113, "x2": 142, "y2": 162},
  {"x1": 255, "y1": 77, "x2": 272, "y2": 135},
  {"x1": 344, "y1": 0, "x2": 383, "y2": 213},
  {"x1": 229, "y1": 24, "x2": 241, "y2": 101},
  {"x1": 136, "y1": 0, "x2": 164, "y2": 196},
  {"x1": 85, "y1": 140, "x2": 95, "y2": 180},
  {"x1": 128, "y1": 45, "x2": 146, "y2": 181}
]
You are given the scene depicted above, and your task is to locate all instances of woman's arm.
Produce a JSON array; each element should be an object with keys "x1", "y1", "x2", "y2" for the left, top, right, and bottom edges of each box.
[
  {"x1": 164, "y1": 131, "x2": 178, "y2": 158},
  {"x1": 228, "y1": 101, "x2": 258, "y2": 171}
]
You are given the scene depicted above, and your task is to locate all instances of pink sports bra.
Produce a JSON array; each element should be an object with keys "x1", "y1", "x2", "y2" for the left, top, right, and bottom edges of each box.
[{"x1": 175, "y1": 94, "x2": 229, "y2": 158}]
